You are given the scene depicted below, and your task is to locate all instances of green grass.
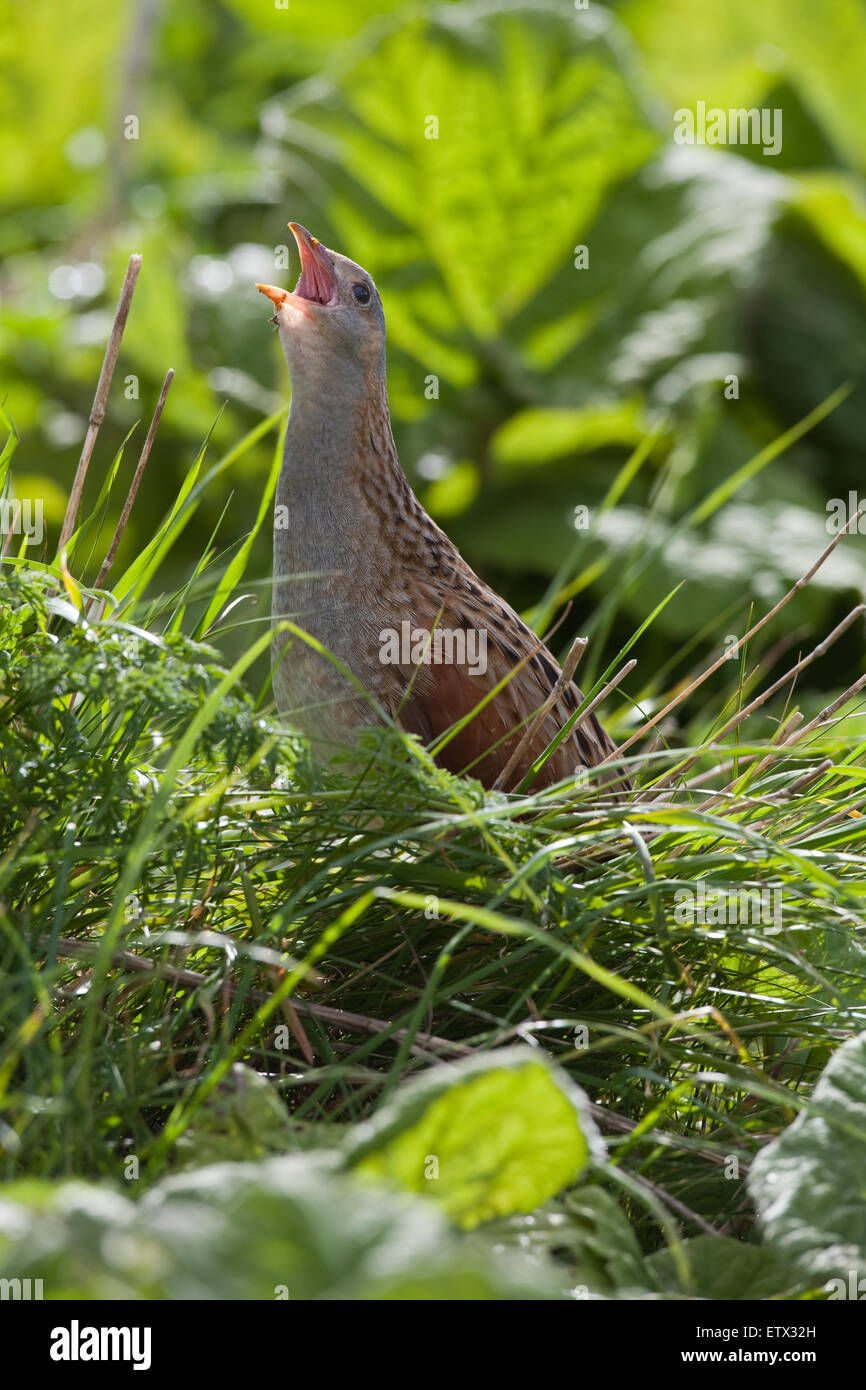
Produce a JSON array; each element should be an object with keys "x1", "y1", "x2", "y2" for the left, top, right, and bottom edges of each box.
[{"x1": 1, "y1": 384, "x2": 865, "y2": 1299}]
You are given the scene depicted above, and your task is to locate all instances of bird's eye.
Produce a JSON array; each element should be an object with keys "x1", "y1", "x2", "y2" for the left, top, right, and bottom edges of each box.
[{"x1": 352, "y1": 282, "x2": 371, "y2": 305}]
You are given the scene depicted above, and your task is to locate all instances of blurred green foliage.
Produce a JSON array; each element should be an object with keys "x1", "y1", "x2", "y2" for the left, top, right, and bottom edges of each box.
[{"x1": 1, "y1": 0, "x2": 865, "y2": 692}]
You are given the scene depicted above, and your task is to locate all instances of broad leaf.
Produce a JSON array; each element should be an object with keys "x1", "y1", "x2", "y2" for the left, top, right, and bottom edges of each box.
[
  {"x1": 0, "y1": 1156, "x2": 562, "y2": 1300},
  {"x1": 346, "y1": 1047, "x2": 603, "y2": 1229},
  {"x1": 646, "y1": 1234, "x2": 806, "y2": 1300},
  {"x1": 748, "y1": 1031, "x2": 866, "y2": 1289}
]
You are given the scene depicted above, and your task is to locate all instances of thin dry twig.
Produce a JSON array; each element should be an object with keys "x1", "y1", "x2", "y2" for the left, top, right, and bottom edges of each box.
[
  {"x1": 694, "y1": 674, "x2": 866, "y2": 819},
  {"x1": 691, "y1": 711, "x2": 804, "y2": 794},
  {"x1": 493, "y1": 634, "x2": 588, "y2": 791},
  {"x1": 794, "y1": 794, "x2": 866, "y2": 842},
  {"x1": 45, "y1": 937, "x2": 467, "y2": 1062},
  {"x1": 777, "y1": 670, "x2": 866, "y2": 750},
  {"x1": 588, "y1": 1103, "x2": 742, "y2": 1170},
  {"x1": 700, "y1": 672, "x2": 866, "y2": 820},
  {"x1": 571, "y1": 659, "x2": 636, "y2": 733},
  {"x1": 650, "y1": 604, "x2": 865, "y2": 793},
  {"x1": 721, "y1": 672, "x2": 866, "y2": 814},
  {"x1": 629, "y1": 1169, "x2": 723, "y2": 1238},
  {"x1": 778, "y1": 758, "x2": 834, "y2": 801},
  {"x1": 601, "y1": 506, "x2": 865, "y2": 767},
  {"x1": 57, "y1": 254, "x2": 142, "y2": 554},
  {"x1": 637, "y1": 631, "x2": 805, "y2": 786},
  {"x1": 86, "y1": 367, "x2": 174, "y2": 617}
]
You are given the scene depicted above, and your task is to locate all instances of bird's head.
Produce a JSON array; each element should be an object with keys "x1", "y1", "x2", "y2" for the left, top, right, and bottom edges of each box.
[{"x1": 256, "y1": 223, "x2": 385, "y2": 388}]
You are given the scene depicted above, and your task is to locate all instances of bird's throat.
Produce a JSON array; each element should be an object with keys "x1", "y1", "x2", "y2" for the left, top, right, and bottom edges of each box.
[{"x1": 273, "y1": 372, "x2": 403, "y2": 635}]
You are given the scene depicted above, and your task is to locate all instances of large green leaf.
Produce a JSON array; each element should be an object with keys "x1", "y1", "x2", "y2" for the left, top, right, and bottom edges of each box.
[
  {"x1": 0, "y1": 1155, "x2": 563, "y2": 1300},
  {"x1": 346, "y1": 1047, "x2": 603, "y2": 1230},
  {"x1": 623, "y1": 0, "x2": 866, "y2": 170},
  {"x1": 748, "y1": 1031, "x2": 866, "y2": 1289},
  {"x1": 491, "y1": 400, "x2": 647, "y2": 468},
  {"x1": 646, "y1": 1235, "x2": 806, "y2": 1300},
  {"x1": 0, "y1": 0, "x2": 127, "y2": 210},
  {"x1": 269, "y1": 0, "x2": 659, "y2": 356}
]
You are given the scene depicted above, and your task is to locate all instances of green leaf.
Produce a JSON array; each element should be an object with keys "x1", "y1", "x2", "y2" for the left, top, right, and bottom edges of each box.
[
  {"x1": 793, "y1": 173, "x2": 866, "y2": 295},
  {"x1": 173, "y1": 1064, "x2": 294, "y2": 1168},
  {"x1": 194, "y1": 414, "x2": 285, "y2": 639},
  {"x1": 0, "y1": 1156, "x2": 564, "y2": 1299},
  {"x1": 646, "y1": 1235, "x2": 806, "y2": 1300},
  {"x1": 748, "y1": 1030, "x2": 866, "y2": 1288},
  {"x1": 345, "y1": 1047, "x2": 603, "y2": 1230},
  {"x1": 112, "y1": 423, "x2": 218, "y2": 605},
  {"x1": 0, "y1": 404, "x2": 19, "y2": 492},
  {"x1": 480, "y1": 1186, "x2": 648, "y2": 1296},
  {"x1": 275, "y1": 1, "x2": 659, "y2": 349},
  {"x1": 58, "y1": 424, "x2": 137, "y2": 570},
  {"x1": 624, "y1": 0, "x2": 866, "y2": 169},
  {"x1": 491, "y1": 400, "x2": 647, "y2": 467}
]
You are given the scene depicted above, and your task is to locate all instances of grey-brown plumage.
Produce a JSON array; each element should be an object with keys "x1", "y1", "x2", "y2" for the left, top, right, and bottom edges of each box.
[{"x1": 257, "y1": 224, "x2": 620, "y2": 789}]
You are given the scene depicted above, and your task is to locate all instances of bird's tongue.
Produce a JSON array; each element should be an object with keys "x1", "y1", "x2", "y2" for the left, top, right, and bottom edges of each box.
[
  {"x1": 295, "y1": 255, "x2": 336, "y2": 305},
  {"x1": 291, "y1": 225, "x2": 337, "y2": 305}
]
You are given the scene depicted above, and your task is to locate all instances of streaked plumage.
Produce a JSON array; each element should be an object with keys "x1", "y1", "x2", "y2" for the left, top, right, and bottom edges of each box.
[{"x1": 257, "y1": 225, "x2": 619, "y2": 789}]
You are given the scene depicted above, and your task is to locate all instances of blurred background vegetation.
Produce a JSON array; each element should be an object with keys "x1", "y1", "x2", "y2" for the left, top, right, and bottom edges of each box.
[{"x1": 2, "y1": 0, "x2": 865, "y2": 707}]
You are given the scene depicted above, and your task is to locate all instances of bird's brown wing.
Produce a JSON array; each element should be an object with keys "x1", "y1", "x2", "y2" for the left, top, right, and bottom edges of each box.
[{"x1": 390, "y1": 582, "x2": 617, "y2": 789}]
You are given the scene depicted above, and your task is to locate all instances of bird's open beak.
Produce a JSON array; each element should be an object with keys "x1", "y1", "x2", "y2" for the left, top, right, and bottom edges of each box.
[
  {"x1": 255, "y1": 224, "x2": 337, "y2": 318},
  {"x1": 288, "y1": 222, "x2": 338, "y2": 305}
]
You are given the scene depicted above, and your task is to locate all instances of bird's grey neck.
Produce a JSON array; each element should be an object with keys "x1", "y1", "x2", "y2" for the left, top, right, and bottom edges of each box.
[
  {"x1": 279, "y1": 353, "x2": 387, "y2": 490},
  {"x1": 273, "y1": 361, "x2": 396, "y2": 626},
  {"x1": 283, "y1": 395, "x2": 365, "y2": 490}
]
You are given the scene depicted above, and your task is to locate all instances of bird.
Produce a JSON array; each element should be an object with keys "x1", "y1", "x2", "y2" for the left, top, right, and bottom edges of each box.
[{"x1": 256, "y1": 223, "x2": 623, "y2": 792}]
